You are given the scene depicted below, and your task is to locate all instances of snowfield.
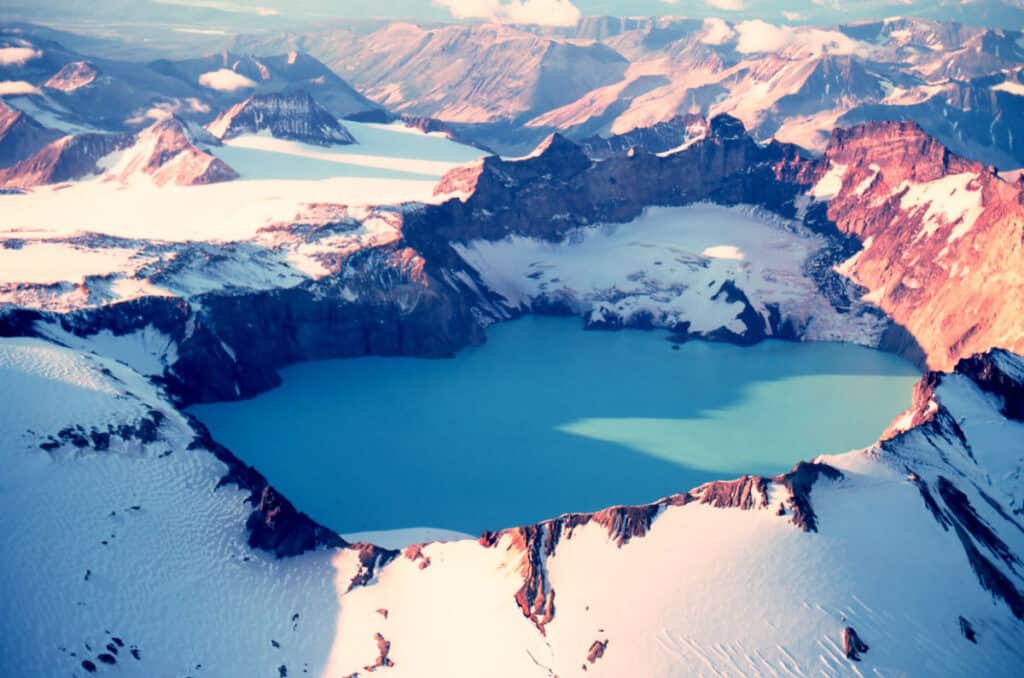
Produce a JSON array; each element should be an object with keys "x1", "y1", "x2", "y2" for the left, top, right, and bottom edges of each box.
[
  {"x1": 0, "y1": 338, "x2": 342, "y2": 677},
  {"x1": 454, "y1": 204, "x2": 885, "y2": 343},
  {"x1": 0, "y1": 121, "x2": 485, "y2": 243}
]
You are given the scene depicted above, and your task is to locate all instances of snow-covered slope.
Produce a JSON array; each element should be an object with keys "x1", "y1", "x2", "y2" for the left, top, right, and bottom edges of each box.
[
  {"x1": 1, "y1": 336, "x2": 1022, "y2": 676},
  {"x1": 0, "y1": 116, "x2": 237, "y2": 189},
  {"x1": 453, "y1": 204, "x2": 883, "y2": 344},
  {"x1": 0, "y1": 337, "x2": 347, "y2": 676},
  {"x1": 0, "y1": 98, "x2": 61, "y2": 166},
  {"x1": 324, "y1": 349, "x2": 1024, "y2": 676}
]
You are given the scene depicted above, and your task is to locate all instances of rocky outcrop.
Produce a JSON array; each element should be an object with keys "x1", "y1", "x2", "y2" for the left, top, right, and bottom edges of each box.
[
  {"x1": 842, "y1": 626, "x2": 869, "y2": 661},
  {"x1": 0, "y1": 101, "x2": 63, "y2": 167},
  {"x1": 585, "y1": 639, "x2": 608, "y2": 667},
  {"x1": 206, "y1": 90, "x2": 356, "y2": 146},
  {"x1": 364, "y1": 632, "x2": 394, "y2": 672}
]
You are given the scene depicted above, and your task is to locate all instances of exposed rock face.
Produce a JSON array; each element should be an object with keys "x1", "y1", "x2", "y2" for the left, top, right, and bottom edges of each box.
[
  {"x1": 0, "y1": 101, "x2": 63, "y2": 167},
  {"x1": 818, "y1": 120, "x2": 1024, "y2": 370},
  {"x1": 106, "y1": 117, "x2": 239, "y2": 186},
  {"x1": 43, "y1": 60, "x2": 97, "y2": 92},
  {"x1": 188, "y1": 416, "x2": 344, "y2": 558},
  {"x1": 0, "y1": 117, "x2": 238, "y2": 188},
  {"x1": 425, "y1": 114, "x2": 807, "y2": 244},
  {"x1": 206, "y1": 90, "x2": 356, "y2": 146},
  {"x1": 0, "y1": 132, "x2": 131, "y2": 188},
  {"x1": 842, "y1": 626, "x2": 869, "y2": 661}
]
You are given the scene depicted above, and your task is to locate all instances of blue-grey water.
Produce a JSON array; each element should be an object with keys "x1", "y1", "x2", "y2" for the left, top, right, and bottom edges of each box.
[{"x1": 191, "y1": 316, "x2": 920, "y2": 536}]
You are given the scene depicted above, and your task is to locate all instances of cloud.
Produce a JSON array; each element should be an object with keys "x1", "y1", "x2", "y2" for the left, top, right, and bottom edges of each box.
[
  {"x1": 0, "y1": 80, "x2": 43, "y2": 96},
  {"x1": 704, "y1": 0, "x2": 747, "y2": 10},
  {"x1": 198, "y1": 69, "x2": 258, "y2": 91},
  {"x1": 433, "y1": 0, "x2": 581, "y2": 27},
  {"x1": 734, "y1": 20, "x2": 871, "y2": 57},
  {"x1": 782, "y1": 10, "x2": 803, "y2": 21},
  {"x1": 0, "y1": 47, "x2": 42, "y2": 66}
]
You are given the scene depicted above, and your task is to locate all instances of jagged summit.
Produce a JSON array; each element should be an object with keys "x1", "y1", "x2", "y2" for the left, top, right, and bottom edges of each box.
[
  {"x1": 205, "y1": 90, "x2": 357, "y2": 146},
  {"x1": 104, "y1": 116, "x2": 239, "y2": 186},
  {"x1": 0, "y1": 100, "x2": 62, "y2": 167},
  {"x1": 0, "y1": 116, "x2": 238, "y2": 188}
]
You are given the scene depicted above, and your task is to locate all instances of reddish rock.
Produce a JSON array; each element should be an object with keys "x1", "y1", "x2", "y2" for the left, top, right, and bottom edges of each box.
[
  {"x1": 364, "y1": 632, "x2": 394, "y2": 672},
  {"x1": 586, "y1": 638, "x2": 608, "y2": 664}
]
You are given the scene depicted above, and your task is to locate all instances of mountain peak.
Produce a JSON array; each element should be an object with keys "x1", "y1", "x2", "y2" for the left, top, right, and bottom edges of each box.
[
  {"x1": 525, "y1": 132, "x2": 590, "y2": 174},
  {"x1": 206, "y1": 90, "x2": 357, "y2": 147},
  {"x1": 43, "y1": 60, "x2": 97, "y2": 92}
]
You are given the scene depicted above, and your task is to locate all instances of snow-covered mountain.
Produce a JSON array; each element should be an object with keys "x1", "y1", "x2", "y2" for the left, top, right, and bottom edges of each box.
[
  {"x1": 234, "y1": 22, "x2": 630, "y2": 125},
  {"x1": 0, "y1": 26, "x2": 380, "y2": 135},
  {"x1": 0, "y1": 116, "x2": 238, "y2": 189},
  {"x1": 0, "y1": 99, "x2": 62, "y2": 166},
  {"x1": 233, "y1": 17, "x2": 1024, "y2": 166},
  {"x1": 206, "y1": 90, "x2": 356, "y2": 146}
]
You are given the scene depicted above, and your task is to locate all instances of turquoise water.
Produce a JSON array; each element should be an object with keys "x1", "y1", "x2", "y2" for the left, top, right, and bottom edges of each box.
[{"x1": 190, "y1": 317, "x2": 920, "y2": 536}]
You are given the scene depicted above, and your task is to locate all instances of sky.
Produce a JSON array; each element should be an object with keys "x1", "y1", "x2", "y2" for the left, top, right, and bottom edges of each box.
[{"x1": 1, "y1": 0, "x2": 1022, "y2": 31}]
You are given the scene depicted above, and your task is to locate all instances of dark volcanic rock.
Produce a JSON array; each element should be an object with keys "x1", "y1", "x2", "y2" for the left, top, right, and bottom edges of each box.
[
  {"x1": 424, "y1": 113, "x2": 807, "y2": 248},
  {"x1": 841, "y1": 626, "x2": 869, "y2": 661}
]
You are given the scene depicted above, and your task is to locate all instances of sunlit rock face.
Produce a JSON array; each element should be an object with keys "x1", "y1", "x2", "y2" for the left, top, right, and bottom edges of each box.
[
  {"x1": 814, "y1": 120, "x2": 1024, "y2": 370},
  {"x1": 206, "y1": 90, "x2": 357, "y2": 146}
]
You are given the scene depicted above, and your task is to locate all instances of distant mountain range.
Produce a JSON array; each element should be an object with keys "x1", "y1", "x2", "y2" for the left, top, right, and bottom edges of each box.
[
  {"x1": 233, "y1": 16, "x2": 1024, "y2": 165},
  {"x1": 0, "y1": 25, "x2": 382, "y2": 138}
]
